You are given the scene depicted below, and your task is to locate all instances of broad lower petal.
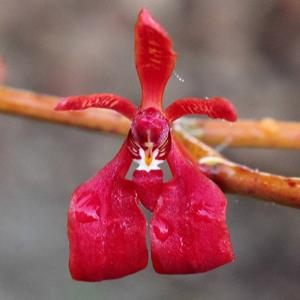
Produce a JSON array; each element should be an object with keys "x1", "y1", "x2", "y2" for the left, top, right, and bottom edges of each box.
[
  {"x1": 151, "y1": 136, "x2": 234, "y2": 274},
  {"x1": 165, "y1": 97, "x2": 237, "y2": 122},
  {"x1": 55, "y1": 93, "x2": 137, "y2": 120},
  {"x1": 135, "y1": 9, "x2": 176, "y2": 110},
  {"x1": 68, "y1": 142, "x2": 148, "y2": 281}
]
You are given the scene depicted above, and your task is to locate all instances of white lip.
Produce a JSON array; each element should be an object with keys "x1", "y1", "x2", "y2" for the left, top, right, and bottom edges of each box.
[{"x1": 133, "y1": 148, "x2": 164, "y2": 172}]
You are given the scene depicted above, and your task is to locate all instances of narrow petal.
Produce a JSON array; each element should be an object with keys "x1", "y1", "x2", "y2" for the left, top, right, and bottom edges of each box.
[
  {"x1": 165, "y1": 97, "x2": 237, "y2": 122},
  {"x1": 55, "y1": 93, "x2": 137, "y2": 120},
  {"x1": 135, "y1": 9, "x2": 176, "y2": 110},
  {"x1": 151, "y1": 135, "x2": 234, "y2": 274},
  {"x1": 68, "y1": 141, "x2": 148, "y2": 281}
]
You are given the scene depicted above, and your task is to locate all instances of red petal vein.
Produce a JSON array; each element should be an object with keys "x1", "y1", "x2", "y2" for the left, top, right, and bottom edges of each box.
[
  {"x1": 55, "y1": 93, "x2": 137, "y2": 120},
  {"x1": 165, "y1": 97, "x2": 237, "y2": 122},
  {"x1": 135, "y1": 9, "x2": 176, "y2": 110}
]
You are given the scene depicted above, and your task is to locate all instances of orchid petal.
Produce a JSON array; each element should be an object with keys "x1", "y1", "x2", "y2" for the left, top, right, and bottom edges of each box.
[
  {"x1": 150, "y1": 136, "x2": 234, "y2": 274},
  {"x1": 55, "y1": 93, "x2": 137, "y2": 120},
  {"x1": 68, "y1": 141, "x2": 147, "y2": 281},
  {"x1": 165, "y1": 97, "x2": 237, "y2": 122},
  {"x1": 135, "y1": 9, "x2": 176, "y2": 110}
]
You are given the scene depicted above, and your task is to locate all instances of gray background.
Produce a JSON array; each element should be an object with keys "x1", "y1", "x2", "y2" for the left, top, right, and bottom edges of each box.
[{"x1": 0, "y1": 0, "x2": 300, "y2": 299}]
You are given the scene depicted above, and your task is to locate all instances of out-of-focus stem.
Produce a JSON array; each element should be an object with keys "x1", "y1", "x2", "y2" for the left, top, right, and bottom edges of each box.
[
  {"x1": 177, "y1": 118, "x2": 300, "y2": 150},
  {"x1": 0, "y1": 86, "x2": 130, "y2": 135},
  {"x1": 2, "y1": 86, "x2": 300, "y2": 149},
  {"x1": 174, "y1": 123, "x2": 300, "y2": 209},
  {"x1": 201, "y1": 162, "x2": 300, "y2": 208},
  {"x1": 1, "y1": 85, "x2": 300, "y2": 208}
]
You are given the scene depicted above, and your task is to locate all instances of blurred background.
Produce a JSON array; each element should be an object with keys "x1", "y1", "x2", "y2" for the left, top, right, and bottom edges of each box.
[{"x1": 0, "y1": 0, "x2": 300, "y2": 299}]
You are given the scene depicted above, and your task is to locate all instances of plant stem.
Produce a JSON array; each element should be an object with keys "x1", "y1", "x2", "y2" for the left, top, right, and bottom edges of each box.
[
  {"x1": 174, "y1": 124, "x2": 300, "y2": 208},
  {"x1": 0, "y1": 86, "x2": 130, "y2": 135},
  {"x1": 2, "y1": 86, "x2": 300, "y2": 149},
  {"x1": 177, "y1": 118, "x2": 300, "y2": 150},
  {"x1": 1, "y1": 85, "x2": 300, "y2": 208}
]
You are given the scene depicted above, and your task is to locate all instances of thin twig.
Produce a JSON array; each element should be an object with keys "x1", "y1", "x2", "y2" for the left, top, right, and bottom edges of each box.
[
  {"x1": 174, "y1": 123, "x2": 300, "y2": 208},
  {"x1": 202, "y1": 162, "x2": 300, "y2": 209},
  {"x1": 2, "y1": 86, "x2": 300, "y2": 149},
  {"x1": 1, "y1": 85, "x2": 300, "y2": 208},
  {"x1": 0, "y1": 86, "x2": 130, "y2": 135},
  {"x1": 178, "y1": 118, "x2": 300, "y2": 150}
]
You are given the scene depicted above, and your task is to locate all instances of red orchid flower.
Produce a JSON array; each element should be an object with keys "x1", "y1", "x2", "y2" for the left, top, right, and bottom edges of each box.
[{"x1": 55, "y1": 9, "x2": 237, "y2": 281}]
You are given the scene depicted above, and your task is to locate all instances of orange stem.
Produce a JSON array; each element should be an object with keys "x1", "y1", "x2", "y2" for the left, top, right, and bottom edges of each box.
[
  {"x1": 178, "y1": 118, "x2": 300, "y2": 149},
  {"x1": 174, "y1": 125, "x2": 300, "y2": 208},
  {"x1": 0, "y1": 86, "x2": 130, "y2": 135},
  {"x1": 1, "y1": 85, "x2": 300, "y2": 208},
  {"x1": 200, "y1": 162, "x2": 300, "y2": 208}
]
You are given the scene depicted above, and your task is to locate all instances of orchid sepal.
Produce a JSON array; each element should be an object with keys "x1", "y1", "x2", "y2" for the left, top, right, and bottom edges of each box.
[
  {"x1": 55, "y1": 93, "x2": 137, "y2": 120},
  {"x1": 135, "y1": 9, "x2": 176, "y2": 110},
  {"x1": 165, "y1": 97, "x2": 237, "y2": 122}
]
